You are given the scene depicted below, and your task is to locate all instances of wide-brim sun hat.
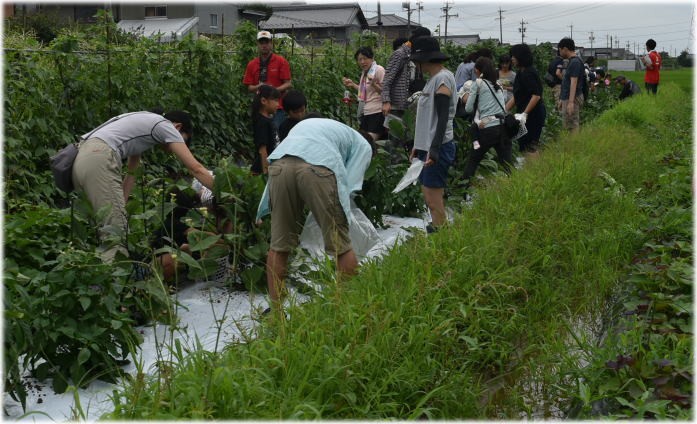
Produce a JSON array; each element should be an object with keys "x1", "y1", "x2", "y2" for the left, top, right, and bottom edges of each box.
[{"x1": 410, "y1": 36, "x2": 449, "y2": 63}]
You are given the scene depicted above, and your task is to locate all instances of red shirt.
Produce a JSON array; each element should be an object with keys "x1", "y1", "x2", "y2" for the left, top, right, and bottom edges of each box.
[
  {"x1": 644, "y1": 50, "x2": 661, "y2": 84},
  {"x1": 243, "y1": 53, "x2": 292, "y2": 109}
]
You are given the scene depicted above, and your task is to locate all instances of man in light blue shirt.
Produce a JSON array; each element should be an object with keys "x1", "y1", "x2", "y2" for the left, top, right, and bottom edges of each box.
[{"x1": 256, "y1": 118, "x2": 373, "y2": 313}]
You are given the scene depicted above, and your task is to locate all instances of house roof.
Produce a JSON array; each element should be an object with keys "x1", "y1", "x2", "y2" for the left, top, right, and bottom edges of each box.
[
  {"x1": 366, "y1": 13, "x2": 419, "y2": 28},
  {"x1": 446, "y1": 34, "x2": 481, "y2": 47},
  {"x1": 260, "y1": 2, "x2": 367, "y2": 30},
  {"x1": 117, "y1": 17, "x2": 199, "y2": 42}
]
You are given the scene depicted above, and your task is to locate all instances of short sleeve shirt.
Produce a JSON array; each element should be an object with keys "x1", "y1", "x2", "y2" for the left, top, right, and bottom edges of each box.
[
  {"x1": 413, "y1": 69, "x2": 457, "y2": 152},
  {"x1": 512, "y1": 67, "x2": 544, "y2": 113},
  {"x1": 251, "y1": 114, "x2": 279, "y2": 174},
  {"x1": 255, "y1": 118, "x2": 373, "y2": 221},
  {"x1": 243, "y1": 54, "x2": 292, "y2": 108},
  {"x1": 81, "y1": 111, "x2": 185, "y2": 160},
  {"x1": 644, "y1": 50, "x2": 661, "y2": 84},
  {"x1": 560, "y1": 56, "x2": 584, "y2": 100}
]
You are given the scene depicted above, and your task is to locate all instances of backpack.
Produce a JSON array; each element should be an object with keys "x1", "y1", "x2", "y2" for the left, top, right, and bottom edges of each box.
[{"x1": 545, "y1": 57, "x2": 562, "y2": 87}]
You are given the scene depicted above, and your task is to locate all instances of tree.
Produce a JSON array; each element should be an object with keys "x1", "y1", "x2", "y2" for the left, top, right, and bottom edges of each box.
[{"x1": 677, "y1": 50, "x2": 693, "y2": 67}]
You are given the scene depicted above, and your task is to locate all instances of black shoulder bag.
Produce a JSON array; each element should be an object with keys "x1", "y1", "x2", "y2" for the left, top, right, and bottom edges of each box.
[{"x1": 483, "y1": 80, "x2": 519, "y2": 138}]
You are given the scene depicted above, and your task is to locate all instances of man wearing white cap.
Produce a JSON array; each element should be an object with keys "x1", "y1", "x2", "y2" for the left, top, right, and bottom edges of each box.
[{"x1": 243, "y1": 30, "x2": 293, "y2": 128}]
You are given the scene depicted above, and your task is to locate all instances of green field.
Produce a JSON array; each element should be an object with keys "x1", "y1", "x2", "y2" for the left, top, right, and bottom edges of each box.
[{"x1": 612, "y1": 68, "x2": 693, "y2": 93}]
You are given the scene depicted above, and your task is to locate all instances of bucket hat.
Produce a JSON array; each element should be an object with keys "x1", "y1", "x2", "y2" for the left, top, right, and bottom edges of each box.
[{"x1": 410, "y1": 36, "x2": 448, "y2": 63}]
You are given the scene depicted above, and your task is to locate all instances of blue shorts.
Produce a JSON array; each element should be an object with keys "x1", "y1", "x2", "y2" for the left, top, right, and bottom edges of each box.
[{"x1": 417, "y1": 141, "x2": 456, "y2": 188}]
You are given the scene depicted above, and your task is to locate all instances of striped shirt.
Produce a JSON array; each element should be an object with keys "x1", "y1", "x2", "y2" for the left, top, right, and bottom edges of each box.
[{"x1": 381, "y1": 43, "x2": 411, "y2": 111}]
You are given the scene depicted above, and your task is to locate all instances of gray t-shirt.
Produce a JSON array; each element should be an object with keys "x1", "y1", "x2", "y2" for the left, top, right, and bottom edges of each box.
[
  {"x1": 81, "y1": 111, "x2": 185, "y2": 160},
  {"x1": 413, "y1": 69, "x2": 457, "y2": 152}
]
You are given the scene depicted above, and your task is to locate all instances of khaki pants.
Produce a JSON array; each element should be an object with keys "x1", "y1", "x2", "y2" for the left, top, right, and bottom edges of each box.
[
  {"x1": 561, "y1": 95, "x2": 584, "y2": 133},
  {"x1": 268, "y1": 156, "x2": 351, "y2": 256},
  {"x1": 72, "y1": 138, "x2": 128, "y2": 262}
]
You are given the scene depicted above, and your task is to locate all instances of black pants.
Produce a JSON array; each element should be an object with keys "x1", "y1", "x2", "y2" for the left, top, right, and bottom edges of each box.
[
  {"x1": 645, "y1": 82, "x2": 658, "y2": 94},
  {"x1": 462, "y1": 124, "x2": 512, "y2": 185}
]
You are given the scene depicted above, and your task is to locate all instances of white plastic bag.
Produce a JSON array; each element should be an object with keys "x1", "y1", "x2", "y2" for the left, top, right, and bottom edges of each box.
[
  {"x1": 512, "y1": 114, "x2": 529, "y2": 140},
  {"x1": 393, "y1": 158, "x2": 424, "y2": 193},
  {"x1": 299, "y1": 201, "x2": 380, "y2": 260}
]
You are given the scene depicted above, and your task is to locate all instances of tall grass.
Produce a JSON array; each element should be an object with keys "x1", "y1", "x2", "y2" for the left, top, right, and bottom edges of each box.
[{"x1": 107, "y1": 83, "x2": 691, "y2": 419}]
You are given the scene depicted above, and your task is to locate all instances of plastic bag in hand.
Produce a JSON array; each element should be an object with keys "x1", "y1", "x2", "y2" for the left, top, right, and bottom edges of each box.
[{"x1": 393, "y1": 158, "x2": 424, "y2": 193}]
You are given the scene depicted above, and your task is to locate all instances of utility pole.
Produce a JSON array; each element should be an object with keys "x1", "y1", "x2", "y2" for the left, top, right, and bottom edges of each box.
[
  {"x1": 610, "y1": 35, "x2": 613, "y2": 57},
  {"x1": 416, "y1": 0, "x2": 423, "y2": 24},
  {"x1": 440, "y1": 1, "x2": 457, "y2": 44},
  {"x1": 495, "y1": 7, "x2": 505, "y2": 45},
  {"x1": 568, "y1": 24, "x2": 573, "y2": 39},
  {"x1": 589, "y1": 31, "x2": 595, "y2": 49},
  {"x1": 402, "y1": 1, "x2": 412, "y2": 33},
  {"x1": 518, "y1": 19, "x2": 528, "y2": 44}
]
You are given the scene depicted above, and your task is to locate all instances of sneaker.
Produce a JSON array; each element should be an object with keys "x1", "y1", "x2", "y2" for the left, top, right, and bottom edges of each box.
[{"x1": 426, "y1": 223, "x2": 438, "y2": 234}]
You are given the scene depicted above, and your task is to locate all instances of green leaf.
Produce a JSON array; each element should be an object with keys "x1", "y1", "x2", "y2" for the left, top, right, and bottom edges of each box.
[
  {"x1": 79, "y1": 296, "x2": 91, "y2": 311},
  {"x1": 111, "y1": 319, "x2": 123, "y2": 330},
  {"x1": 77, "y1": 347, "x2": 91, "y2": 365},
  {"x1": 186, "y1": 233, "x2": 222, "y2": 253}
]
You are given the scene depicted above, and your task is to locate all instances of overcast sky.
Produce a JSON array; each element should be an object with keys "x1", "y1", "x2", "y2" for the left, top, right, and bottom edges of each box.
[{"x1": 317, "y1": 0, "x2": 694, "y2": 56}]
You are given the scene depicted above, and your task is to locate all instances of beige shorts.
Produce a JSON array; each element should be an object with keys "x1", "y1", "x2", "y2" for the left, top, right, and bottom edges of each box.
[{"x1": 268, "y1": 156, "x2": 351, "y2": 256}]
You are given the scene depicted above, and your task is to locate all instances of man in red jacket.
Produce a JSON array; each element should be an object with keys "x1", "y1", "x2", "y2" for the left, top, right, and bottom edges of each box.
[
  {"x1": 643, "y1": 38, "x2": 661, "y2": 94},
  {"x1": 243, "y1": 30, "x2": 293, "y2": 128}
]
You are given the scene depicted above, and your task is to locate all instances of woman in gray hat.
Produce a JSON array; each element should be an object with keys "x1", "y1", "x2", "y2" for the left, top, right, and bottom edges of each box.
[{"x1": 408, "y1": 36, "x2": 458, "y2": 234}]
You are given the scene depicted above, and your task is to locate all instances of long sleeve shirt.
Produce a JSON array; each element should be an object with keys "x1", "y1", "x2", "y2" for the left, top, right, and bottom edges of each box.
[
  {"x1": 380, "y1": 44, "x2": 411, "y2": 111},
  {"x1": 465, "y1": 79, "x2": 506, "y2": 129},
  {"x1": 256, "y1": 118, "x2": 372, "y2": 222}
]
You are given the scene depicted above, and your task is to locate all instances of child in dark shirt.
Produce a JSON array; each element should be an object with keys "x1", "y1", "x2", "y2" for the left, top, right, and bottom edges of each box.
[
  {"x1": 278, "y1": 89, "x2": 308, "y2": 141},
  {"x1": 251, "y1": 85, "x2": 281, "y2": 175}
]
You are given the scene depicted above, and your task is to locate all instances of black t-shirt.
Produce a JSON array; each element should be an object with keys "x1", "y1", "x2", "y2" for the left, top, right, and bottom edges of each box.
[
  {"x1": 547, "y1": 57, "x2": 563, "y2": 85},
  {"x1": 251, "y1": 114, "x2": 279, "y2": 174},
  {"x1": 512, "y1": 67, "x2": 544, "y2": 113},
  {"x1": 278, "y1": 117, "x2": 301, "y2": 142}
]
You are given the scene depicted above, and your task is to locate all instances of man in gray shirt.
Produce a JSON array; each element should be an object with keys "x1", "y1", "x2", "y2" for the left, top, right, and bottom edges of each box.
[{"x1": 72, "y1": 111, "x2": 214, "y2": 262}]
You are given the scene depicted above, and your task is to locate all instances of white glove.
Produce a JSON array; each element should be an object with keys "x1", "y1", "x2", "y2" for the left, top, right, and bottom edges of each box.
[{"x1": 516, "y1": 112, "x2": 528, "y2": 126}]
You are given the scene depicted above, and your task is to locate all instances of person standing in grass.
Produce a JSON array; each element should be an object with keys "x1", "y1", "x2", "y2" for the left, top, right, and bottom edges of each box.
[
  {"x1": 643, "y1": 38, "x2": 661, "y2": 94},
  {"x1": 460, "y1": 57, "x2": 512, "y2": 199},
  {"x1": 558, "y1": 37, "x2": 584, "y2": 134},
  {"x1": 256, "y1": 118, "x2": 373, "y2": 314},
  {"x1": 507, "y1": 43, "x2": 546, "y2": 155},
  {"x1": 409, "y1": 36, "x2": 458, "y2": 233}
]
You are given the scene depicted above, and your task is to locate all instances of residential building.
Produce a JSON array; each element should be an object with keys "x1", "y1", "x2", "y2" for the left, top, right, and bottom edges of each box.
[
  {"x1": 445, "y1": 34, "x2": 481, "y2": 48},
  {"x1": 260, "y1": 2, "x2": 368, "y2": 45},
  {"x1": 366, "y1": 13, "x2": 424, "y2": 41}
]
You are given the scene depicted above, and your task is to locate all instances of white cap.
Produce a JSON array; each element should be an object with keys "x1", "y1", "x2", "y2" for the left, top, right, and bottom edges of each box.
[{"x1": 257, "y1": 31, "x2": 272, "y2": 40}]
